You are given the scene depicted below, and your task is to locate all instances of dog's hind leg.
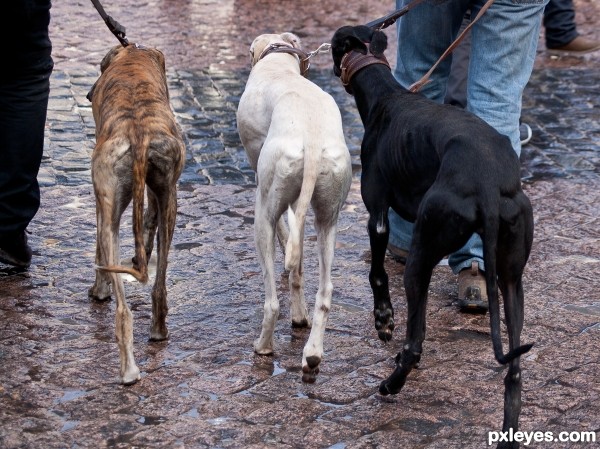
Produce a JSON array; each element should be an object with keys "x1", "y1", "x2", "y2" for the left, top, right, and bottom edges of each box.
[
  {"x1": 148, "y1": 186, "x2": 177, "y2": 341},
  {"x1": 253, "y1": 190, "x2": 280, "y2": 355},
  {"x1": 498, "y1": 276, "x2": 525, "y2": 449},
  {"x1": 133, "y1": 189, "x2": 158, "y2": 269},
  {"x1": 380, "y1": 191, "x2": 472, "y2": 395},
  {"x1": 95, "y1": 182, "x2": 140, "y2": 385},
  {"x1": 275, "y1": 217, "x2": 289, "y2": 256},
  {"x1": 497, "y1": 197, "x2": 534, "y2": 446},
  {"x1": 89, "y1": 203, "x2": 112, "y2": 301},
  {"x1": 287, "y1": 212, "x2": 310, "y2": 328},
  {"x1": 301, "y1": 212, "x2": 339, "y2": 383},
  {"x1": 379, "y1": 233, "x2": 440, "y2": 396}
]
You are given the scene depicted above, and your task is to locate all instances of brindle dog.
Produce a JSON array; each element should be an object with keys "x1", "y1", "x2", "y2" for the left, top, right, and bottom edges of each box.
[{"x1": 87, "y1": 45, "x2": 185, "y2": 385}]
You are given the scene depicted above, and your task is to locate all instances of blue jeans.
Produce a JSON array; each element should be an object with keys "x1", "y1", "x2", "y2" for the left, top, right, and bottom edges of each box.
[{"x1": 389, "y1": 0, "x2": 547, "y2": 274}]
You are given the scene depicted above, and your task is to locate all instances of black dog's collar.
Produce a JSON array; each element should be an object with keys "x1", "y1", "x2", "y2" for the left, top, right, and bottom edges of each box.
[{"x1": 339, "y1": 48, "x2": 390, "y2": 95}]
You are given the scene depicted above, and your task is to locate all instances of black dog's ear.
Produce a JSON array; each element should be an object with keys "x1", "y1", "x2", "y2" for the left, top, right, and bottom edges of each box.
[
  {"x1": 332, "y1": 26, "x2": 368, "y2": 55},
  {"x1": 369, "y1": 30, "x2": 388, "y2": 57}
]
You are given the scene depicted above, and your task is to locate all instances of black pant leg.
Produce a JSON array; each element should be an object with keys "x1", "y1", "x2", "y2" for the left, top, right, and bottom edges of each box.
[
  {"x1": 543, "y1": 0, "x2": 578, "y2": 48},
  {"x1": 0, "y1": 0, "x2": 53, "y2": 235}
]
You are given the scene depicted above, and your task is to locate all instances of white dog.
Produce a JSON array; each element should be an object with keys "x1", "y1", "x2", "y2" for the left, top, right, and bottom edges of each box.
[{"x1": 236, "y1": 33, "x2": 352, "y2": 382}]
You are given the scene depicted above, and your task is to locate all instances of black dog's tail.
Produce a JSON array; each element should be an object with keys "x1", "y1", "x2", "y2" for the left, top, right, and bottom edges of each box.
[{"x1": 481, "y1": 202, "x2": 532, "y2": 365}]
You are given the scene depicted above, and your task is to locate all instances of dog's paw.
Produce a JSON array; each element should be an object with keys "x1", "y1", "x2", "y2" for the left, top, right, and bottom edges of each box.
[
  {"x1": 149, "y1": 329, "x2": 169, "y2": 341},
  {"x1": 302, "y1": 356, "x2": 321, "y2": 383},
  {"x1": 254, "y1": 339, "x2": 274, "y2": 356},
  {"x1": 378, "y1": 368, "x2": 406, "y2": 396},
  {"x1": 374, "y1": 307, "x2": 395, "y2": 341},
  {"x1": 88, "y1": 285, "x2": 111, "y2": 302},
  {"x1": 120, "y1": 366, "x2": 141, "y2": 386},
  {"x1": 291, "y1": 317, "x2": 311, "y2": 328}
]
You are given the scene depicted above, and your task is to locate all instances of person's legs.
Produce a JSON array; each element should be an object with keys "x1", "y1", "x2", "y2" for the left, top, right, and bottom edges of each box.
[
  {"x1": 0, "y1": 0, "x2": 53, "y2": 267},
  {"x1": 543, "y1": 0, "x2": 578, "y2": 49},
  {"x1": 468, "y1": 0, "x2": 547, "y2": 159}
]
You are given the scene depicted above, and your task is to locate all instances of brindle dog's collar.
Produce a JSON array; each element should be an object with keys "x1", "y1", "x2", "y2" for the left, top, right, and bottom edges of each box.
[
  {"x1": 257, "y1": 43, "x2": 310, "y2": 77},
  {"x1": 339, "y1": 48, "x2": 391, "y2": 94}
]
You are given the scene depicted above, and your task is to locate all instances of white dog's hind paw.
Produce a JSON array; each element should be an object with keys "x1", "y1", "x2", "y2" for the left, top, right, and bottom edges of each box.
[
  {"x1": 302, "y1": 356, "x2": 321, "y2": 383},
  {"x1": 254, "y1": 339, "x2": 274, "y2": 356}
]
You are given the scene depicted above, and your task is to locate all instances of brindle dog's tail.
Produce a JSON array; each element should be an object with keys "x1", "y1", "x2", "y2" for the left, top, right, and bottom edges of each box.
[
  {"x1": 284, "y1": 142, "x2": 322, "y2": 271},
  {"x1": 97, "y1": 129, "x2": 149, "y2": 284},
  {"x1": 482, "y1": 201, "x2": 532, "y2": 365}
]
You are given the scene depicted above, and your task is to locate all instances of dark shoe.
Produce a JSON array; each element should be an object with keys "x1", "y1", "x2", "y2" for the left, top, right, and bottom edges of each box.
[
  {"x1": 0, "y1": 231, "x2": 32, "y2": 268},
  {"x1": 520, "y1": 123, "x2": 532, "y2": 146},
  {"x1": 457, "y1": 261, "x2": 488, "y2": 314},
  {"x1": 387, "y1": 243, "x2": 409, "y2": 264},
  {"x1": 548, "y1": 36, "x2": 600, "y2": 54}
]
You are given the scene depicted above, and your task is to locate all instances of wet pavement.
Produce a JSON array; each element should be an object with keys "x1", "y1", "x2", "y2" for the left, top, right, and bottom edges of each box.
[{"x1": 1, "y1": 1, "x2": 599, "y2": 448}]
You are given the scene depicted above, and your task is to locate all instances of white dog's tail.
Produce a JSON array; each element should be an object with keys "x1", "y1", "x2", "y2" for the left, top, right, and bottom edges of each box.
[
  {"x1": 284, "y1": 143, "x2": 321, "y2": 271},
  {"x1": 97, "y1": 130, "x2": 149, "y2": 284}
]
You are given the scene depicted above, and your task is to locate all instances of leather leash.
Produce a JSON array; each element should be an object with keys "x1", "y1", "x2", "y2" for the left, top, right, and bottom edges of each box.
[
  {"x1": 366, "y1": 0, "x2": 428, "y2": 31},
  {"x1": 408, "y1": 0, "x2": 496, "y2": 92},
  {"x1": 366, "y1": 0, "x2": 496, "y2": 92},
  {"x1": 89, "y1": 0, "x2": 129, "y2": 47}
]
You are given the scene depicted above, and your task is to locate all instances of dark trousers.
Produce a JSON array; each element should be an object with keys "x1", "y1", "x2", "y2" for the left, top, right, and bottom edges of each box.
[
  {"x1": 0, "y1": 0, "x2": 53, "y2": 235},
  {"x1": 544, "y1": 0, "x2": 578, "y2": 49}
]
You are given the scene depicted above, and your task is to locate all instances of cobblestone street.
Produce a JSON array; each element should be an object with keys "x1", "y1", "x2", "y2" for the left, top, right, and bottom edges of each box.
[{"x1": 1, "y1": 1, "x2": 599, "y2": 448}]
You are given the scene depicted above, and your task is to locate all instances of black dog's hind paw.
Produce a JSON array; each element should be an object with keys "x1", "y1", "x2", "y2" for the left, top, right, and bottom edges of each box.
[
  {"x1": 374, "y1": 307, "x2": 395, "y2": 341},
  {"x1": 378, "y1": 367, "x2": 407, "y2": 396},
  {"x1": 379, "y1": 350, "x2": 421, "y2": 395}
]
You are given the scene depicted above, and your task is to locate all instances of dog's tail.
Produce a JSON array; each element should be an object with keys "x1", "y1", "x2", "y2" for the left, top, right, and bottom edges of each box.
[
  {"x1": 97, "y1": 129, "x2": 149, "y2": 284},
  {"x1": 482, "y1": 206, "x2": 532, "y2": 365},
  {"x1": 284, "y1": 143, "x2": 321, "y2": 271}
]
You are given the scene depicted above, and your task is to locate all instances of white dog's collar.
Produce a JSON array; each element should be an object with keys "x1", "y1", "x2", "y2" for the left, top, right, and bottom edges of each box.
[{"x1": 257, "y1": 43, "x2": 310, "y2": 77}]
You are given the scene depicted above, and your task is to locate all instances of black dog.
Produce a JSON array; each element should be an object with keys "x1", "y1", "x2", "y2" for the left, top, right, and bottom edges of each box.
[{"x1": 331, "y1": 25, "x2": 534, "y2": 445}]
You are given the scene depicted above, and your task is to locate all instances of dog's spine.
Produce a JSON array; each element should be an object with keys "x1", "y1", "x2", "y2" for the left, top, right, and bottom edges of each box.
[
  {"x1": 97, "y1": 129, "x2": 149, "y2": 284},
  {"x1": 284, "y1": 143, "x2": 321, "y2": 271},
  {"x1": 482, "y1": 206, "x2": 532, "y2": 365}
]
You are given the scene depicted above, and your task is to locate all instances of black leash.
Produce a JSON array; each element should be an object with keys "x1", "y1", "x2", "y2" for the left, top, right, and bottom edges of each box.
[
  {"x1": 89, "y1": 0, "x2": 129, "y2": 47},
  {"x1": 366, "y1": 0, "x2": 428, "y2": 30}
]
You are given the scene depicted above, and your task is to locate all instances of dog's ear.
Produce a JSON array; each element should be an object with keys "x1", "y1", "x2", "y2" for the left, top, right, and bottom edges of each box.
[
  {"x1": 149, "y1": 48, "x2": 166, "y2": 74},
  {"x1": 332, "y1": 26, "x2": 368, "y2": 56},
  {"x1": 369, "y1": 30, "x2": 388, "y2": 57},
  {"x1": 249, "y1": 35, "x2": 269, "y2": 67},
  {"x1": 86, "y1": 80, "x2": 97, "y2": 102},
  {"x1": 281, "y1": 32, "x2": 301, "y2": 50},
  {"x1": 100, "y1": 45, "x2": 123, "y2": 73}
]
